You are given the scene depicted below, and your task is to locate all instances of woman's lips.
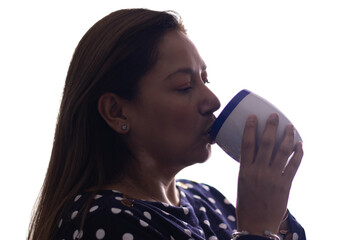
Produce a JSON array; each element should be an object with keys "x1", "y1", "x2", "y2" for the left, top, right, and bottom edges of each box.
[
  {"x1": 208, "y1": 133, "x2": 216, "y2": 144},
  {"x1": 205, "y1": 120, "x2": 216, "y2": 144}
]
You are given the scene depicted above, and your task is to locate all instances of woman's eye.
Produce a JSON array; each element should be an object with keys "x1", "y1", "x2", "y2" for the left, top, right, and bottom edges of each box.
[
  {"x1": 177, "y1": 86, "x2": 192, "y2": 92},
  {"x1": 176, "y1": 81, "x2": 192, "y2": 92}
]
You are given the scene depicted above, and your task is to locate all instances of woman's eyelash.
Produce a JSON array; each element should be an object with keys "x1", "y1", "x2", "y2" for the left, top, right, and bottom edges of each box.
[
  {"x1": 176, "y1": 76, "x2": 209, "y2": 92},
  {"x1": 177, "y1": 87, "x2": 192, "y2": 92}
]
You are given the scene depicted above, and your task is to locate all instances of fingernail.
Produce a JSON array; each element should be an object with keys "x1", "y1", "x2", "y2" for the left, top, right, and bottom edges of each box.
[
  {"x1": 286, "y1": 124, "x2": 295, "y2": 133},
  {"x1": 269, "y1": 113, "x2": 278, "y2": 120},
  {"x1": 247, "y1": 114, "x2": 257, "y2": 121}
]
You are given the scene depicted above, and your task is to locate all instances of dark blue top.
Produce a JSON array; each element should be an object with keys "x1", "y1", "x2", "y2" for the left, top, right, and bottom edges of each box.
[{"x1": 56, "y1": 179, "x2": 305, "y2": 240}]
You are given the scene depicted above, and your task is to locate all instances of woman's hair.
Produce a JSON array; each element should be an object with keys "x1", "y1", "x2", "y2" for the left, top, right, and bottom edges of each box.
[{"x1": 28, "y1": 8, "x2": 185, "y2": 240}]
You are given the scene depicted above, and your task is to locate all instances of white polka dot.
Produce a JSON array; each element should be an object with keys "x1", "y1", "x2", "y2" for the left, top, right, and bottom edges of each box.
[
  {"x1": 185, "y1": 183, "x2": 194, "y2": 188},
  {"x1": 180, "y1": 191, "x2": 186, "y2": 197},
  {"x1": 115, "y1": 196, "x2": 123, "y2": 201},
  {"x1": 184, "y1": 229, "x2": 191, "y2": 236},
  {"x1": 208, "y1": 197, "x2": 216, "y2": 204},
  {"x1": 293, "y1": 232, "x2": 299, "y2": 240},
  {"x1": 199, "y1": 207, "x2": 206, "y2": 212},
  {"x1": 201, "y1": 184, "x2": 210, "y2": 191},
  {"x1": 73, "y1": 230, "x2": 83, "y2": 239},
  {"x1": 182, "y1": 221, "x2": 188, "y2": 226},
  {"x1": 209, "y1": 236, "x2": 218, "y2": 240},
  {"x1": 94, "y1": 194, "x2": 102, "y2": 199},
  {"x1": 122, "y1": 233, "x2": 134, "y2": 240},
  {"x1": 170, "y1": 236, "x2": 175, "y2": 240},
  {"x1": 215, "y1": 209, "x2": 222, "y2": 215},
  {"x1": 144, "y1": 211, "x2": 152, "y2": 220},
  {"x1": 204, "y1": 220, "x2": 210, "y2": 226},
  {"x1": 74, "y1": 195, "x2": 81, "y2": 202},
  {"x1": 124, "y1": 210, "x2": 133, "y2": 216},
  {"x1": 227, "y1": 215, "x2": 236, "y2": 222},
  {"x1": 219, "y1": 223, "x2": 227, "y2": 229},
  {"x1": 73, "y1": 230, "x2": 78, "y2": 239},
  {"x1": 71, "y1": 211, "x2": 78, "y2": 220},
  {"x1": 199, "y1": 229, "x2": 204, "y2": 235},
  {"x1": 112, "y1": 190, "x2": 121, "y2": 193},
  {"x1": 111, "y1": 208, "x2": 121, "y2": 214},
  {"x1": 58, "y1": 219, "x2": 63, "y2": 228},
  {"x1": 162, "y1": 202, "x2": 170, "y2": 207},
  {"x1": 96, "y1": 229, "x2": 105, "y2": 239},
  {"x1": 224, "y1": 198, "x2": 231, "y2": 205},
  {"x1": 193, "y1": 195, "x2": 201, "y2": 199},
  {"x1": 89, "y1": 205, "x2": 99, "y2": 212},
  {"x1": 177, "y1": 182, "x2": 188, "y2": 189},
  {"x1": 183, "y1": 207, "x2": 189, "y2": 215},
  {"x1": 140, "y1": 219, "x2": 149, "y2": 227}
]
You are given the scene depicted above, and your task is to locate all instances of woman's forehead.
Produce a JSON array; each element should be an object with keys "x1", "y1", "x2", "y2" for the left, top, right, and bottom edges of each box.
[{"x1": 155, "y1": 30, "x2": 205, "y2": 70}]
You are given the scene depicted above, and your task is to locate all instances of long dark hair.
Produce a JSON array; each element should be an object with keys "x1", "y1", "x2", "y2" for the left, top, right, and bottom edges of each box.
[{"x1": 28, "y1": 8, "x2": 185, "y2": 240}]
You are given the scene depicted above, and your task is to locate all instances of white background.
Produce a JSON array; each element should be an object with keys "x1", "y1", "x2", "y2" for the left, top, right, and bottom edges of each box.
[{"x1": 1, "y1": 1, "x2": 359, "y2": 239}]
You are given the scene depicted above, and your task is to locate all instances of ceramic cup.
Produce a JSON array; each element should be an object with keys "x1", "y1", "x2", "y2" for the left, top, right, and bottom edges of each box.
[{"x1": 210, "y1": 89, "x2": 302, "y2": 162}]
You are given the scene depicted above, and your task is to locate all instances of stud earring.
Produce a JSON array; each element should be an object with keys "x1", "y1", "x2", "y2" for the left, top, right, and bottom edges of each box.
[{"x1": 121, "y1": 124, "x2": 127, "y2": 131}]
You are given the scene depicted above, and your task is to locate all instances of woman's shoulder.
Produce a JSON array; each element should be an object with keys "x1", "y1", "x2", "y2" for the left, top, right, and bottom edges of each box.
[{"x1": 56, "y1": 190, "x2": 164, "y2": 239}]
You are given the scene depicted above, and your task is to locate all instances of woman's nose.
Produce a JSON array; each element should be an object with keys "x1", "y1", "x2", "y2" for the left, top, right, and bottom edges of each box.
[{"x1": 199, "y1": 86, "x2": 221, "y2": 115}]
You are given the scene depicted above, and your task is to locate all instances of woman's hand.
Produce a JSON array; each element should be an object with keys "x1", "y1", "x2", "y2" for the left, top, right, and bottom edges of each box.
[{"x1": 235, "y1": 113, "x2": 303, "y2": 236}]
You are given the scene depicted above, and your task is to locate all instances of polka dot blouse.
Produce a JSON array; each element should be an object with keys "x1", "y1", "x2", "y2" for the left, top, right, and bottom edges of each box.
[{"x1": 56, "y1": 179, "x2": 305, "y2": 240}]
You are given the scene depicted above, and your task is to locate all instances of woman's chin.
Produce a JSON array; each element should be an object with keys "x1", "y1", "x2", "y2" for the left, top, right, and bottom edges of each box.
[{"x1": 196, "y1": 146, "x2": 212, "y2": 164}]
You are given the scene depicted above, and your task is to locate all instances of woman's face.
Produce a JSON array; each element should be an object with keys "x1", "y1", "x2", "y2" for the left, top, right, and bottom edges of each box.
[{"x1": 126, "y1": 30, "x2": 220, "y2": 169}]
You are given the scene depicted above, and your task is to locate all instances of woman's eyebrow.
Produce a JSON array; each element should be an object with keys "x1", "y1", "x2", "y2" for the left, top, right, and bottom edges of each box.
[{"x1": 165, "y1": 65, "x2": 207, "y2": 80}]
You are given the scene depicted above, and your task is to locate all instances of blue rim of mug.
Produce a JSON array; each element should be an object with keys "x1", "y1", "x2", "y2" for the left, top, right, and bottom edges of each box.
[{"x1": 210, "y1": 89, "x2": 251, "y2": 140}]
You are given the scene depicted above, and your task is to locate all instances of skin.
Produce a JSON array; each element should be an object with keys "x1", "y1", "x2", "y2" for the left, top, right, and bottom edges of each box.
[{"x1": 98, "y1": 29, "x2": 303, "y2": 237}]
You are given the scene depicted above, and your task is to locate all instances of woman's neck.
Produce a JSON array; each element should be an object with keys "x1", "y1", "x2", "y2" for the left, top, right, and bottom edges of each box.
[
  {"x1": 122, "y1": 177, "x2": 180, "y2": 206},
  {"x1": 105, "y1": 163, "x2": 181, "y2": 206}
]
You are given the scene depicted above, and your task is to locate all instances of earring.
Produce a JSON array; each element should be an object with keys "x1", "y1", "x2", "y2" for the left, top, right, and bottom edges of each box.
[{"x1": 121, "y1": 124, "x2": 127, "y2": 131}]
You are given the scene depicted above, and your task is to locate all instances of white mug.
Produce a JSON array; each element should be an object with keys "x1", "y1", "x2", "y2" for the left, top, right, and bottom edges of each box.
[{"x1": 210, "y1": 89, "x2": 302, "y2": 162}]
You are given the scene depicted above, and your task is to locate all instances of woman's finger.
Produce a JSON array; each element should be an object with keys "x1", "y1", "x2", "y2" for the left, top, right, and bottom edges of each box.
[
  {"x1": 272, "y1": 124, "x2": 295, "y2": 170},
  {"x1": 240, "y1": 115, "x2": 257, "y2": 166},
  {"x1": 283, "y1": 141, "x2": 303, "y2": 180},
  {"x1": 255, "y1": 113, "x2": 279, "y2": 166}
]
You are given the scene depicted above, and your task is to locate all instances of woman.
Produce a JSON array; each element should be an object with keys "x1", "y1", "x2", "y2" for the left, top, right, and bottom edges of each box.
[{"x1": 28, "y1": 9, "x2": 305, "y2": 240}]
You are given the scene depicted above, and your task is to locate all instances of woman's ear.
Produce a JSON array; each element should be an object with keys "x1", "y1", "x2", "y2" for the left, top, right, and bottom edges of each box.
[{"x1": 97, "y1": 93, "x2": 130, "y2": 134}]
